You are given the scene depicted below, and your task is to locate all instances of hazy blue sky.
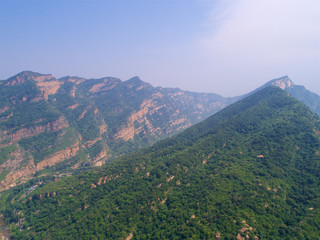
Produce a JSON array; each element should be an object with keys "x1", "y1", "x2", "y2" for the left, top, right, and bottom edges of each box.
[{"x1": 0, "y1": 0, "x2": 319, "y2": 96}]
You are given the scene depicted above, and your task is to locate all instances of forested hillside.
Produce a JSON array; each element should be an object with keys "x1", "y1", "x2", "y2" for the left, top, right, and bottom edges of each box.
[{"x1": 3, "y1": 87, "x2": 320, "y2": 239}]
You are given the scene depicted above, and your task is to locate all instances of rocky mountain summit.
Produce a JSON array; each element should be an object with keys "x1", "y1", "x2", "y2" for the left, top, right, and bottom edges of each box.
[
  {"x1": 268, "y1": 75, "x2": 294, "y2": 89},
  {"x1": 247, "y1": 75, "x2": 320, "y2": 116}
]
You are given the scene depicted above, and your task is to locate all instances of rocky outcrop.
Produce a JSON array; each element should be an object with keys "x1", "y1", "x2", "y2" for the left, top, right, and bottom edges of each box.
[
  {"x1": 125, "y1": 233, "x2": 133, "y2": 240},
  {"x1": 0, "y1": 140, "x2": 80, "y2": 191},
  {"x1": 115, "y1": 99, "x2": 155, "y2": 141},
  {"x1": 6, "y1": 71, "x2": 61, "y2": 100},
  {"x1": 82, "y1": 137, "x2": 102, "y2": 148},
  {"x1": 89, "y1": 78, "x2": 120, "y2": 93},
  {"x1": 33, "y1": 75, "x2": 61, "y2": 100},
  {"x1": 64, "y1": 76, "x2": 86, "y2": 84},
  {"x1": 89, "y1": 83, "x2": 108, "y2": 93},
  {"x1": 68, "y1": 104, "x2": 79, "y2": 109},
  {"x1": 0, "y1": 115, "x2": 72, "y2": 190},
  {"x1": 99, "y1": 123, "x2": 107, "y2": 135},
  {"x1": 0, "y1": 149, "x2": 36, "y2": 191},
  {"x1": 170, "y1": 117, "x2": 191, "y2": 131},
  {"x1": 93, "y1": 149, "x2": 109, "y2": 167},
  {"x1": 270, "y1": 76, "x2": 294, "y2": 89},
  {"x1": 215, "y1": 232, "x2": 221, "y2": 240},
  {"x1": 9, "y1": 116, "x2": 69, "y2": 142},
  {"x1": 5, "y1": 71, "x2": 49, "y2": 86},
  {"x1": 36, "y1": 142, "x2": 80, "y2": 170},
  {"x1": 70, "y1": 85, "x2": 76, "y2": 97}
]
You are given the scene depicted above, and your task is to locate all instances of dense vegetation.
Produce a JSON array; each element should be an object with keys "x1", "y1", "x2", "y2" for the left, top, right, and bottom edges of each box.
[{"x1": 3, "y1": 87, "x2": 320, "y2": 239}]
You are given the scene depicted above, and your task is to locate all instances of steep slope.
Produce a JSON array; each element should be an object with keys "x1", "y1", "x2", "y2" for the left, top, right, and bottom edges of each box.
[
  {"x1": 4, "y1": 87, "x2": 320, "y2": 239},
  {"x1": 0, "y1": 71, "x2": 234, "y2": 190}
]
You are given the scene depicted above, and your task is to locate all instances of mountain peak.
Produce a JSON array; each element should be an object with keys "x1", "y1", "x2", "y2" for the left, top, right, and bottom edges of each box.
[
  {"x1": 126, "y1": 76, "x2": 143, "y2": 83},
  {"x1": 6, "y1": 71, "x2": 54, "y2": 86},
  {"x1": 15, "y1": 71, "x2": 53, "y2": 79},
  {"x1": 124, "y1": 76, "x2": 153, "y2": 89},
  {"x1": 268, "y1": 75, "x2": 294, "y2": 89}
]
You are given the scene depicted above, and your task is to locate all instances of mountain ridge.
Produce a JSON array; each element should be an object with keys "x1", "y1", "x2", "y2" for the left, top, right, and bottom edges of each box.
[{"x1": 0, "y1": 71, "x2": 319, "y2": 191}]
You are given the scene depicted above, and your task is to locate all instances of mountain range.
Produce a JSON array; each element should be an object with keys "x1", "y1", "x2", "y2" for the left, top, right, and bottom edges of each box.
[
  {"x1": 0, "y1": 71, "x2": 235, "y2": 191},
  {"x1": 0, "y1": 71, "x2": 319, "y2": 192},
  {"x1": 2, "y1": 86, "x2": 320, "y2": 239}
]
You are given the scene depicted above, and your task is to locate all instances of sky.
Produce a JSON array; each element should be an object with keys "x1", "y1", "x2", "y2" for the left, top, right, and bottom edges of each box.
[{"x1": 0, "y1": 0, "x2": 319, "y2": 97}]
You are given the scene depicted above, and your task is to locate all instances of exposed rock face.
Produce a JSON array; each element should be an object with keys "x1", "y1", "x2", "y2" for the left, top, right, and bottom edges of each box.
[
  {"x1": 236, "y1": 233, "x2": 243, "y2": 240},
  {"x1": 79, "y1": 108, "x2": 89, "y2": 120},
  {"x1": 0, "y1": 149, "x2": 36, "y2": 190},
  {"x1": 68, "y1": 104, "x2": 79, "y2": 109},
  {"x1": 5, "y1": 71, "x2": 51, "y2": 86},
  {"x1": 63, "y1": 76, "x2": 86, "y2": 84},
  {"x1": 88, "y1": 78, "x2": 120, "y2": 93},
  {"x1": 125, "y1": 233, "x2": 133, "y2": 240},
  {"x1": 0, "y1": 116, "x2": 71, "y2": 190},
  {"x1": 92, "y1": 149, "x2": 109, "y2": 166},
  {"x1": 99, "y1": 124, "x2": 107, "y2": 135},
  {"x1": 36, "y1": 142, "x2": 80, "y2": 170},
  {"x1": 0, "y1": 140, "x2": 81, "y2": 190},
  {"x1": 215, "y1": 232, "x2": 221, "y2": 240},
  {"x1": 5, "y1": 71, "x2": 61, "y2": 101},
  {"x1": 115, "y1": 98, "x2": 161, "y2": 141},
  {"x1": 9, "y1": 116, "x2": 69, "y2": 142},
  {"x1": 33, "y1": 75, "x2": 61, "y2": 100},
  {"x1": 70, "y1": 85, "x2": 76, "y2": 97},
  {"x1": 82, "y1": 137, "x2": 102, "y2": 148},
  {"x1": 113, "y1": 87, "x2": 227, "y2": 143},
  {"x1": 269, "y1": 76, "x2": 294, "y2": 89}
]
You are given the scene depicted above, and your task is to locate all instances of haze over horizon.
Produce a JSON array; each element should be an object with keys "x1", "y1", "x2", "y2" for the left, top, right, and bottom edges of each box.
[{"x1": 0, "y1": 0, "x2": 319, "y2": 97}]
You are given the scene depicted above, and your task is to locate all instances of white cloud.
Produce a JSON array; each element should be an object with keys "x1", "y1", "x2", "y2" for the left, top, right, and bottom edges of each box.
[{"x1": 197, "y1": 0, "x2": 320, "y2": 95}]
